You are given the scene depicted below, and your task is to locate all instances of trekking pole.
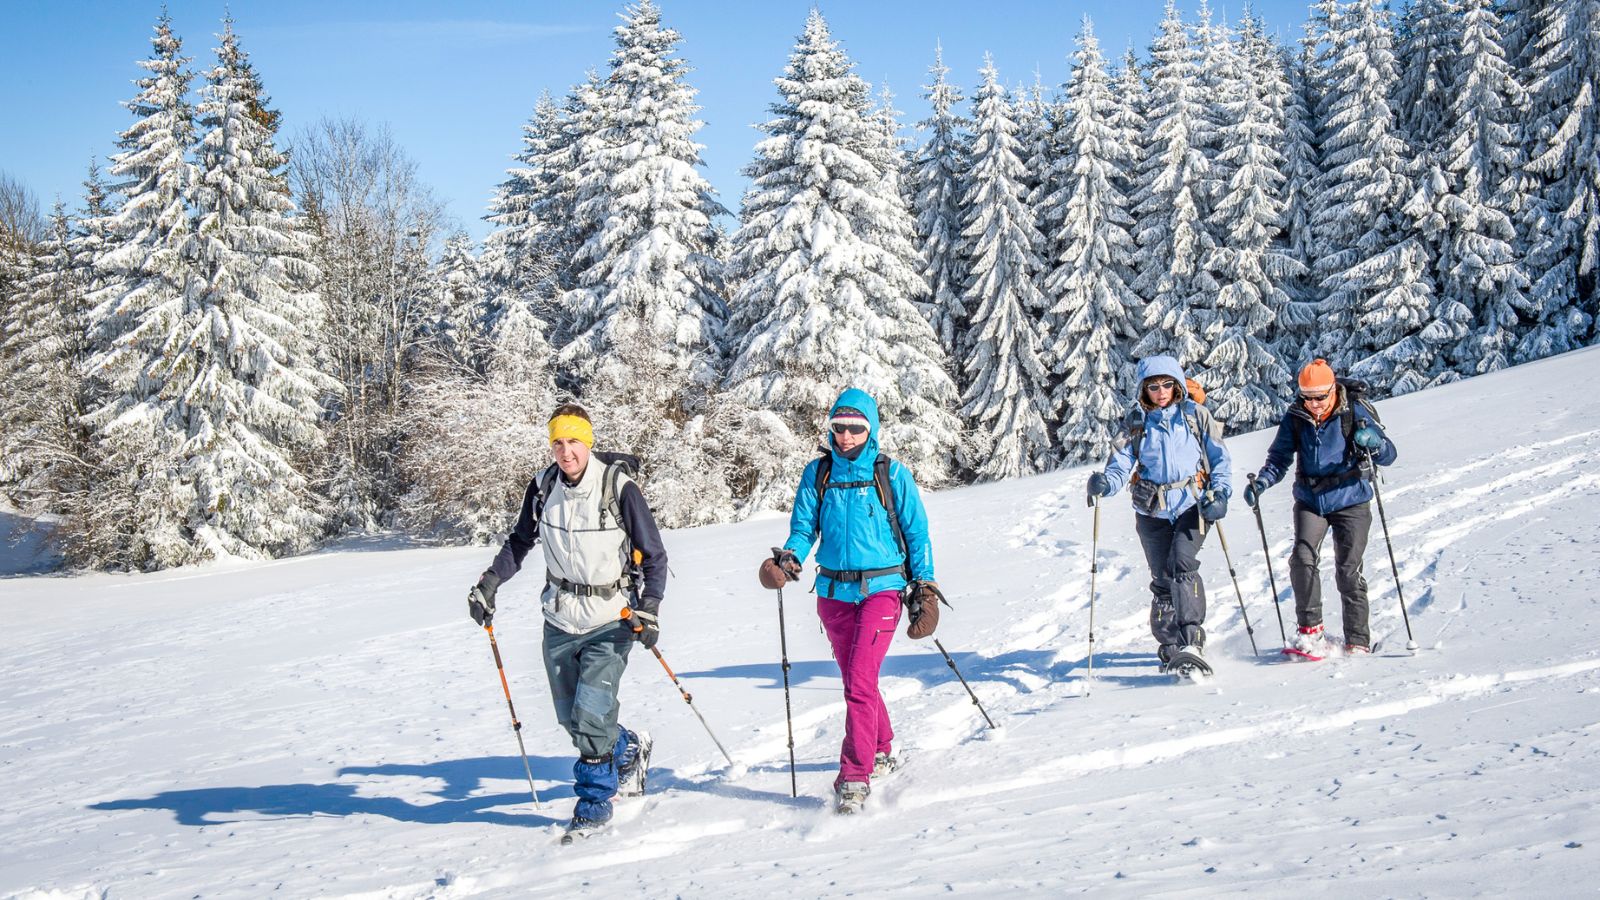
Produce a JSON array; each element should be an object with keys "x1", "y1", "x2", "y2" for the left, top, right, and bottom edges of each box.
[
  {"x1": 932, "y1": 638, "x2": 997, "y2": 729},
  {"x1": 483, "y1": 625, "x2": 543, "y2": 809},
  {"x1": 771, "y1": 550, "x2": 799, "y2": 798},
  {"x1": 1247, "y1": 474, "x2": 1289, "y2": 646},
  {"x1": 1212, "y1": 522, "x2": 1260, "y2": 656},
  {"x1": 1086, "y1": 497, "x2": 1100, "y2": 696},
  {"x1": 625, "y1": 612, "x2": 736, "y2": 766},
  {"x1": 1365, "y1": 450, "x2": 1418, "y2": 651}
]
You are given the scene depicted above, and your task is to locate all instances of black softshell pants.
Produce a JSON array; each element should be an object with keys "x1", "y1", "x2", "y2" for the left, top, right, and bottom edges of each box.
[
  {"x1": 1289, "y1": 500, "x2": 1372, "y2": 648},
  {"x1": 1135, "y1": 505, "x2": 1208, "y2": 654}
]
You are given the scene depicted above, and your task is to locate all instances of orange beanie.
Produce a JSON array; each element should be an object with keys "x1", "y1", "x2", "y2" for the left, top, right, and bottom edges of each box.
[{"x1": 1298, "y1": 359, "x2": 1336, "y2": 395}]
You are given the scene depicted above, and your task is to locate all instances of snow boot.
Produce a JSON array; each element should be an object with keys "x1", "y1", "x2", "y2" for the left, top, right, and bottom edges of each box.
[
  {"x1": 1169, "y1": 644, "x2": 1212, "y2": 679},
  {"x1": 835, "y1": 781, "x2": 870, "y2": 815},
  {"x1": 1284, "y1": 624, "x2": 1328, "y2": 661},
  {"x1": 871, "y1": 751, "x2": 899, "y2": 779},
  {"x1": 560, "y1": 812, "x2": 611, "y2": 845},
  {"x1": 1157, "y1": 643, "x2": 1180, "y2": 673},
  {"x1": 1345, "y1": 643, "x2": 1371, "y2": 655},
  {"x1": 616, "y1": 728, "x2": 652, "y2": 798}
]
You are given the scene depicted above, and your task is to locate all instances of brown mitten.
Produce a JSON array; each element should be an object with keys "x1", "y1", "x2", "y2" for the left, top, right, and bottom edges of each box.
[{"x1": 905, "y1": 581, "x2": 945, "y2": 639}]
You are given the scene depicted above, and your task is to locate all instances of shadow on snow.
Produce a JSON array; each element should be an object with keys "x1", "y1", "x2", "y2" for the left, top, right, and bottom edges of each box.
[{"x1": 90, "y1": 754, "x2": 593, "y2": 828}]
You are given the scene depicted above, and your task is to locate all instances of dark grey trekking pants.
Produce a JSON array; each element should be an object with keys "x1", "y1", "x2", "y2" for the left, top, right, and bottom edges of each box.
[
  {"x1": 543, "y1": 620, "x2": 633, "y2": 759},
  {"x1": 1135, "y1": 505, "x2": 1208, "y2": 650},
  {"x1": 1290, "y1": 500, "x2": 1372, "y2": 647}
]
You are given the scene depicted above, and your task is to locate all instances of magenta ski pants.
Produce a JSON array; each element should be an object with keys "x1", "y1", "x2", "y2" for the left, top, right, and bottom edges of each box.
[{"x1": 818, "y1": 589, "x2": 902, "y2": 786}]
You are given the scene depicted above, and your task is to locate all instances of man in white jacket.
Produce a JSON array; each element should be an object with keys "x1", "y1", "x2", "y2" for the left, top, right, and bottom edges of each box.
[{"x1": 467, "y1": 403, "x2": 668, "y2": 838}]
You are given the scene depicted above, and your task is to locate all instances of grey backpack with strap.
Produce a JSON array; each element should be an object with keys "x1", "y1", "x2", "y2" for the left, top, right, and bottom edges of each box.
[{"x1": 536, "y1": 450, "x2": 643, "y2": 596}]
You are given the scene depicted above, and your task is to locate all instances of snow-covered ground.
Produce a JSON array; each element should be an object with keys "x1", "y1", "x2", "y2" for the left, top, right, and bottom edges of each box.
[{"x1": 4, "y1": 348, "x2": 1599, "y2": 898}]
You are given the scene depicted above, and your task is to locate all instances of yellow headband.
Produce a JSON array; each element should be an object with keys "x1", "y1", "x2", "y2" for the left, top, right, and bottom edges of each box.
[{"x1": 548, "y1": 415, "x2": 594, "y2": 448}]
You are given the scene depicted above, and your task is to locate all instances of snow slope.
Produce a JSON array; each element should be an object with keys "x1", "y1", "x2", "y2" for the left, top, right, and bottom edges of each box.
[{"x1": 3, "y1": 347, "x2": 1599, "y2": 898}]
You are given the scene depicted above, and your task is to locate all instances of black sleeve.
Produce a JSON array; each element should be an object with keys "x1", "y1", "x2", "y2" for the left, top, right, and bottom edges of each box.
[
  {"x1": 619, "y1": 480, "x2": 668, "y2": 603},
  {"x1": 488, "y1": 478, "x2": 541, "y2": 582}
]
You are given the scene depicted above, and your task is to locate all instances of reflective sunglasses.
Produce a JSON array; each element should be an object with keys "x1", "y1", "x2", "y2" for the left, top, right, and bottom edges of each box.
[
  {"x1": 831, "y1": 422, "x2": 868, "y2": 436},
  {"x1": 1300, "y1": 389, "x2": 1334, "y2": 402},
  {"x1": 1145, "y1": 379, "x2": 1178, "y2": 392}
]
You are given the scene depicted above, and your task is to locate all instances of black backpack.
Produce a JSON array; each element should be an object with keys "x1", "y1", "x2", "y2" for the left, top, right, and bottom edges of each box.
[{"x1": 1337, "y1": 378, "x2": 1383, "y2": 446}]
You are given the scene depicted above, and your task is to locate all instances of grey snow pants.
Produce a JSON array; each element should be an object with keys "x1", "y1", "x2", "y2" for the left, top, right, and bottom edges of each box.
[
  {"x1": 1290, "y1": 500, "x2": 1373, "y2": 648},
  {"x1": 1135, "y1": 505, "x2": 1209, "y2": 652},
  {"x1": 542, "y1": 619, "x2": 633, "y2": 759}
]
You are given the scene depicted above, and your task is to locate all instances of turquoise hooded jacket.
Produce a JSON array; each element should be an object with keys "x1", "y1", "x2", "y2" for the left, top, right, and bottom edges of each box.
[{"x1": 783, "y1": 388, "x2": 936, "y2": 603}]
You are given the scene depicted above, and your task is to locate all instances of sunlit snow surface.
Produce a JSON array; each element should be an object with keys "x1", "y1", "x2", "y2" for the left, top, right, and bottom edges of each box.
[{"x1": 3, "y1": 347, "x2": 1598, "y2": 897}]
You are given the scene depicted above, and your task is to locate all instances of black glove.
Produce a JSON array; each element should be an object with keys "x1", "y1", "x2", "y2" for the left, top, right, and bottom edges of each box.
[
  {"x1": 629, "y1": 598, "x2": 661, "y2": 649},
  {"x1": 1243, "y1": 476, "x2": 1264, "y2": 509},
  {"x1": 1200, "y1": 492, "x2": 1228, "y2": 523},
  {"x1": 468, "y1": 571, "x2": 500, "y2": 626},
  {"x1": 1086, "y1": 472, "x2": 1109, "y2": 507}
]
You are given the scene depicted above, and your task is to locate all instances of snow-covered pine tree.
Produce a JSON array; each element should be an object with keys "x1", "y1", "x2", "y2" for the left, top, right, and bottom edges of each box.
[
  {"x1": 1520, "y1": 0, "x2": 1600, "y2": 353},
  {"x1": 428, "y1": 232, "x2": 488, "y2": 376},
  {"x1": 1198, "y1": 14, "x2": 1297, "y2": 429},
  {"x1": 482, "y1": 92, "x2": 566, "y2": 317},
  {"x1": 1312, "y1": 0, "x2": 1436, "y2": 392},
  {"x1": 1131, "y1": 2, "x2": 1216, "y2": 368},
  {"x1": 1436, "y1": 0, "x2": 1531, "y2": 375},
  {"x1": 1191, "y1": 0, "x2": 1232, "y2": 212},
  {"x1": 1041, "y1": 20, "x2": 1142, "y2": 464},
  {"x1": 1111, "y1": 46, "x2": 1150, "y2": 209},
  {"x1": 910, "y1": 44, "x2": 971, "y2": 361},
  {"x1": 723, "y1": 10, "x2": 960, "y2": 506},
  {"x1": 0, "y1": 203, "x2": 92, "y2": 502},
  {"x1": 1016, "y1": 73, "x2": 1054, "y2": 231},
  {"x1": 1394, "y1": 0, "x2": 1462, "y2": 161},
  {"x1": 555, "y1": 1, "x2": 732, "y2": 526},
  {"x1": 1275, "y1": 45, "x2": 1323, "y2": 366},
  {"x1": 957, "y1": 55, "x2": 1052, "y2": 479},
  {"x1": 544, "y1": 69, "x2": 610, "y2": 360},
  {"x1": 126, "y1": 17, "x2": 329, "y2": 561},
  {"x1": 872, "y1": 82, "x2": 916, "y2": 213},
  {"x1": 78, "y1": 13, "x2": 200, "y2": 567}
]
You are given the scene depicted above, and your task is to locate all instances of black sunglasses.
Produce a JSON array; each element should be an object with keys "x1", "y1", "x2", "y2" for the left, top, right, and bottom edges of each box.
[
  {"x1": 1145, "y1": 379, "x2": 1178, "y2": 391},
  {"x1": 831, "y1": 423, "x2": 868, "y2": 436}
]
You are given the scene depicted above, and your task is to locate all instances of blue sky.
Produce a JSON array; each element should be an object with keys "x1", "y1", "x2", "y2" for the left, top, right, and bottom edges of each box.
[{"x1": 2, "y1": 1, "x2": 1313, "y2": 242}]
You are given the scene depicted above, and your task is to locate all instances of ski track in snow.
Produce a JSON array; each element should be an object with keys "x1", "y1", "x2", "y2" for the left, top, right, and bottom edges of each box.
[{"x1": 4, "y1": 349, "x2": 1600, "y2": 896}]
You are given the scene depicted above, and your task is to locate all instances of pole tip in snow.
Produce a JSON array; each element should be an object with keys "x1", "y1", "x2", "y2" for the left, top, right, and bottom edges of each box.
[{"x1": 1406, "y1": 639, "x2": 1419, "y2": 652}]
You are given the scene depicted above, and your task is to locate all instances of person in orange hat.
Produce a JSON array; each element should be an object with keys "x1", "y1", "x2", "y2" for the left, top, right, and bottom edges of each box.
[{"x1": 1243, "y1": 360, "x2": 1396, "y2": 658}]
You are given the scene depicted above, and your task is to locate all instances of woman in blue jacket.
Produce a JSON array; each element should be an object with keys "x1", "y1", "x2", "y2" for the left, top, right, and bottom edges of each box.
[
  {"x1": 1087, "y1": 356, "x2": 1232, "y2": 670},
  {"x1": 760, "y1": 388, "x2": 936, "y2": 814},
  {"x1": 1243, "y1": 359, "x2": 1397, "y2": 657}
]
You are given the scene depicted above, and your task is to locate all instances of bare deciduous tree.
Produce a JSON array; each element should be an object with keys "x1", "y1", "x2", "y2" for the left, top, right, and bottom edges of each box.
[{"x1": 288, "y1": 118, "x2": 446, "y2": 527}]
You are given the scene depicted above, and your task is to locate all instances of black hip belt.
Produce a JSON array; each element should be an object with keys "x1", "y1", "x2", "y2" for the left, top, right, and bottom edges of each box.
[
  {"x1": 817, "y1": 565, "x2": 904, "y2": 583},
  {"x1": 547, "y1": 571, "x2": 631, "y2": 597},
  {"x1": 1296, "y1": 466, "x2": 1365, "y2": 493}
]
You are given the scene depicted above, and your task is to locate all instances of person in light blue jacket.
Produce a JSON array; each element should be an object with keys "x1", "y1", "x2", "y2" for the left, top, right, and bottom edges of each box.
[
  {"x1": 761, "y1": 387, "x2": 936, "y2": 813},
  {"x1": 1087, "y1": 356, "x2": 1232, "y2": 669}
]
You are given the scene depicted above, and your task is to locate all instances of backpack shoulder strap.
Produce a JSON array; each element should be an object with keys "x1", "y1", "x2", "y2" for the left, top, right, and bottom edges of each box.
[
  {"x1": 875, "y1": 455, "x2": 911, "y2": 576},
  {"x1": 600, "y1": 462, "x2": 624, "y2": 531},
  {"x1": 1184, "y1": 402, "x2": 1217, "y2": 478},
  {"x1": 812, "y1": 452, "x2": 832, "y2": 539},
  {"x1": 536, "y1": 464, "x2": 560, "y2": 520}
]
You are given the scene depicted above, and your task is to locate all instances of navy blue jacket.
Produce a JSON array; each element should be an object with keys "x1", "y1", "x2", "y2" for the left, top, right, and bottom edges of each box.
[{"x1": 1255, "y1": 387, "x2": 1397, "y2": 516}]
